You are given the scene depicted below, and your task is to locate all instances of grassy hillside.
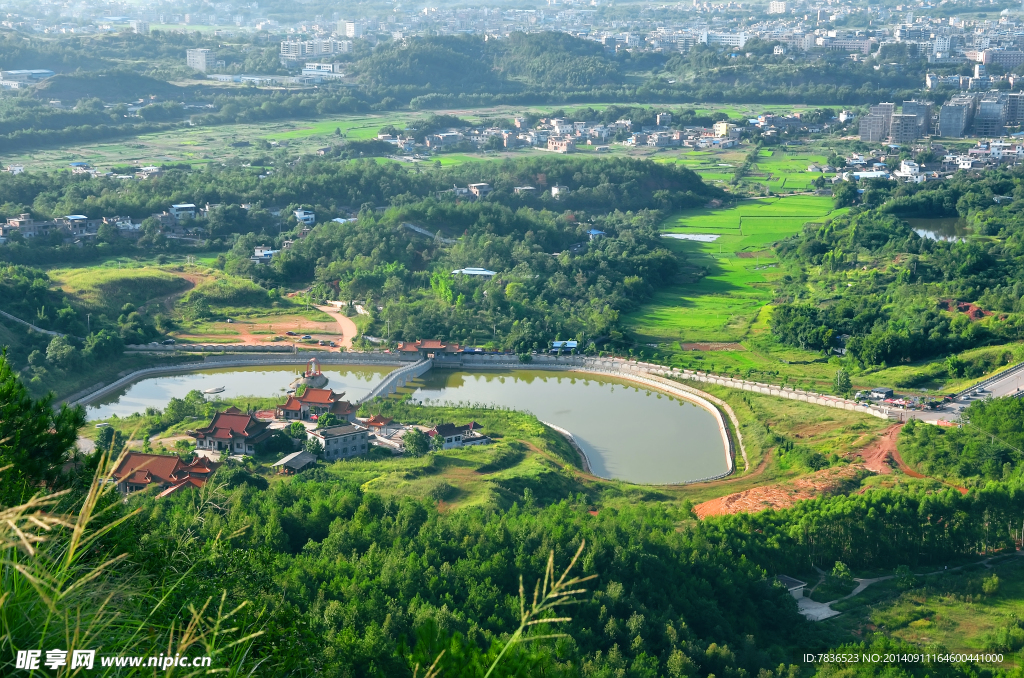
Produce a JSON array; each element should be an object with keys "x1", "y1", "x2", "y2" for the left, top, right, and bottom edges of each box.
[{"x1": 50, "y1": 266, "x2": 191, "y2": 318}]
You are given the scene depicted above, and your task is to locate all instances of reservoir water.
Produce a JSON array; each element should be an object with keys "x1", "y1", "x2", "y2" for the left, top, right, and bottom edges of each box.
[
  {"x1": 85, "y1": 365, "x2": 729, "y2": 485},
  {"x1": 404, "y1": 370, "x2": 727, "y2": 484},
  {"x1": 86, "y1": 365, "x2": 392, "y2": 420}
]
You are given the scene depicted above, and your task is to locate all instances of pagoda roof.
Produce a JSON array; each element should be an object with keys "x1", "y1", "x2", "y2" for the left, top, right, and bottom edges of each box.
[
  {"x1": 191, "y1": 408, "x2": 272, "y2": 441},
  {"x1": 298, "y1": 388, "x2": 341, "y2": 404}
]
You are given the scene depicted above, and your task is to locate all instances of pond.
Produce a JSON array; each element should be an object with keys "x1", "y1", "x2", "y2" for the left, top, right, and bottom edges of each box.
[
  {"x1": 403, "y1": 370, "x2": 728, "y2": 485},
  {"x1": 86, "y1": 365, "x2": 392, "y2": 420},
  {"x1": 904, "y1": 217, "x2": 970, "y2": 241},
  {"x1": 85, "y1": 365, "x2": 729, "y2": 485}
]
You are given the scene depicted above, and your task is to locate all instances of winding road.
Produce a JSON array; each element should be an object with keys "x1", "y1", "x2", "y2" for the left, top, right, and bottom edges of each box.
[{"x1": 314, "y1": 304, "x2": 358, "y2": 349}]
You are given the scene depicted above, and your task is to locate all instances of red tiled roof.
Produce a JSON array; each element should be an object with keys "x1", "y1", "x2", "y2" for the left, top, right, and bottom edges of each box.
[
  {"x1": 125, "y1": 469, "x2": 153, "y2": 484},
  {"x1": 299, "y1": 388, "x2": 338, "y2": 404},
  {"x1": 113, "y1": 453, "x2": 185, "y2": 486},
  {"x1": 156, "y1": 477, "x2": 205, "y2": 498},
  {"x1": 278, "y1": 396, "x2": 302, "y2": 411},
  {"x1": 191, "y1": 410, "x2": 272, "y2": 441},
  {"x1": 365, "y1": 415, "x2": 393, "y2": 427},
  {"x1": 331, "y1": 400, "x2": 356, "y2": 415},
  {"x1": 114, "y1": 453, "x2": 221, "y2": 496}
]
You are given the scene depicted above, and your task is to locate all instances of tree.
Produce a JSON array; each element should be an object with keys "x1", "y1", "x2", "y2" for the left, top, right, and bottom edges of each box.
[
  {"x1": 830, "y1": 561, "x2": 853, "y2": 586},
  {"x1": 288, "y1": 421, "x2": 307, "y2": 438},
  {"x1": 46, "y1": 335, "x2": 80, "y2": 371},
  {"x1": 83, "y1": 330, "x2": 124, "y2": 362},
  {"x1": 983, "y1": 574, "x2": 1000, "y2": 596},
  {"x1": 0, "y1": 350, "x2": 85, "y2": 504},
  {"x1": 303, "y1": 436, "x2": 324, "y2": 457},
  {"x1": 95, "y1": 426, "x2": 127, "y2": 459},
  {"x1": 894, "y1": 564, "x2": 916, "y2": 590},
  {"x1": 945, "y1": 355, "x2": 965, "y2": 378},
  {"x1": 431, "y1": 430, "x2": 446, "y2": 452},
  {"x1": 832, "y1": 180, "x2": 858, "y2": 208},
  {"x1": 97, "y1": 221, "x2": 120, "y2": 244},
  {"x1": 317, "y1": 413, "x2": 338, "y2": 429},
  {"x1": 403, "y1": 428, "x2": 429, "y2": 456},
  {"x1": 833, "y1": 368, "x2": 851, "y2": 395}
]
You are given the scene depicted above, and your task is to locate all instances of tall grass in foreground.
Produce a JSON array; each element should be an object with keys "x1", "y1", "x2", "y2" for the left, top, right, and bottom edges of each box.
[{"x1": 0, "y1": 444, "x2": 265, "y2": 676}]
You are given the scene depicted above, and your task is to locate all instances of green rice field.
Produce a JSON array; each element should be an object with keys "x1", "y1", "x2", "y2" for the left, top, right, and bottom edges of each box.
[{"x1": 625, "y1": 196, "x2": 842, "y2": 344}]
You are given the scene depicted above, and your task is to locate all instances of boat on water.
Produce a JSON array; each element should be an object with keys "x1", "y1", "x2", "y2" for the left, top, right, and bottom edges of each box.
[{"x1": 203, "y1": 386, "x2": 226, "y2": 395}]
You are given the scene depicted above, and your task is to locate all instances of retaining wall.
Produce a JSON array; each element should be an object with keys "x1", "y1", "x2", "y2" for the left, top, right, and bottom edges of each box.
[
  {"x1": 580, "y1": 358, "x2": 891, "y2": 420},
  {"x1": 0, "y1": 308, "x2": 64, "y2": 337},
  {"x1": 65, "y1": 354, "x2": 403, "y2": 408}
]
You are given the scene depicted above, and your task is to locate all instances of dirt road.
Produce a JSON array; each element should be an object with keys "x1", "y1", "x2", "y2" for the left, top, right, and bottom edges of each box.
[
  {"x1": 314, "y1": 305, "x2": 357, "y2": 349},
  {"x1": 856, "y1": 423, "x2": 902, "y2": 474}
]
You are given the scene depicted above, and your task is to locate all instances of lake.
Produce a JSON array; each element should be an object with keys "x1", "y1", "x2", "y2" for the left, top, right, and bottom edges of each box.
[
  {"x1": 404, "y1": 369, "x2": 728, "y2": 485},
  {"x1": 86, "y1": 365, "x2": 392, "y2": 419}
]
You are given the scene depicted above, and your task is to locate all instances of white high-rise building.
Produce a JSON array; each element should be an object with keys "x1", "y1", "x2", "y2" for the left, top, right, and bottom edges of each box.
[
  {"x1": 186, "y1": 48, "x2": 211, "y2": 73},
  {"x1": 342, "y1": 20, "x2": 362, "y2": 38},
  {"x1": 768, "y1": 1, "x2": 787, "y2": 14}
]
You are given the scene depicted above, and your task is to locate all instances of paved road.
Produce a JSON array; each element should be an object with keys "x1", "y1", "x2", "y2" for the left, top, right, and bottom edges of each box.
[
  {"x1": 885, "y1": 362, "x2": 1024, "y2": 424},
  {"x1": 798, "y1": 552, "x2": 1020, "y2": 621}
]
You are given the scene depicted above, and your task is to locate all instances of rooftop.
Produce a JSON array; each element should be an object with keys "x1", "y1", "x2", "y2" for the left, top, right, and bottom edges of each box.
[{"x1": 311, "y1": 424, "x2": 367, "y2": 438}]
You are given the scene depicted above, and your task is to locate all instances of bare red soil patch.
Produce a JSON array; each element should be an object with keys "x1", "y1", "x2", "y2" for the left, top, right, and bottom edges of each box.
[
  {"x1": 694, "y1": 465, "x2": 866, "y2": 518},
  {"x1": 939, "y1": 299, "x2": 992, "y2": 320}
]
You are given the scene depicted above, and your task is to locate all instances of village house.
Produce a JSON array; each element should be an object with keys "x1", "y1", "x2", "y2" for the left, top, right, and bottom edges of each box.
[
  {"x1": 427, "y1": 422, "x2": 490, "y2": 449},
  {"x1": 188, "y1": 407, "x2": 274, "y2": 456},
  {"x1": 0, "y1": 213, "x2": 57, "y2": 240},
  {"x1": 547, "y1": 136, "x2": 576, "y2": 153},
  {"x1": 275, "y1": 388, "x2": 358, "y2": 422},
  {"x1": 308, "y1": 423, "x2": 370, "y2": 460},
  {"x1": 111, "y1": 452, "x2": 220, "y2": 498}
]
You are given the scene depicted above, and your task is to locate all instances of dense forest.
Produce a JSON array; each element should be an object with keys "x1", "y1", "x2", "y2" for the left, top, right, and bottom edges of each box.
[{"x1": 770, "y1": 168, "x2": 1024, "y2": 370}]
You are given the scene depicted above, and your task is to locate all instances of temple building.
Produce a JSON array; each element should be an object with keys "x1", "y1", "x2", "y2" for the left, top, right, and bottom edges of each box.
[
  {"x1": 188, "y1": 407, "x2": 274, "y2": 456},
  {"x1": 275, "y1": 388, "x2": 358, "y2": 422},
  {"x1": 111, "y1": 452, "x2": 220, "y2": 497}
]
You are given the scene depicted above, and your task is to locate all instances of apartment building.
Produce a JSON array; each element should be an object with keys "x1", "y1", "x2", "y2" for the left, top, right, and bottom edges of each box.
[
  {"x1": 889, "y1": 114, "x2": 922, "y2": 143},
  {"x1": 939, "y1": 95, "x2": 977, "y2": 138},
  {"x1": 186, "y1": 48, "x2": 211, "y2": 73}
]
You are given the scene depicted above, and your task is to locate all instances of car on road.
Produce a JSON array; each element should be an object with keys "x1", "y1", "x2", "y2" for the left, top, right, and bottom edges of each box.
[
  {"x1": 329, "y1": 341, "x2": 336, "y2": 347},
  {"x1": 286, "y1": 331, "x2": 296, "y2": 336},
  {"x1": 226, "y1": 318, "x2": 234, "y2": 323},
  {"x1": 302, "y1": 335, "x2": 312, "y2": 339},
  {"x1": 318, "y1": 340, "x2": 325, "y2": 346},
  {"x1": 161, "y1": 339, "x2": 176, "y2": 345}
]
